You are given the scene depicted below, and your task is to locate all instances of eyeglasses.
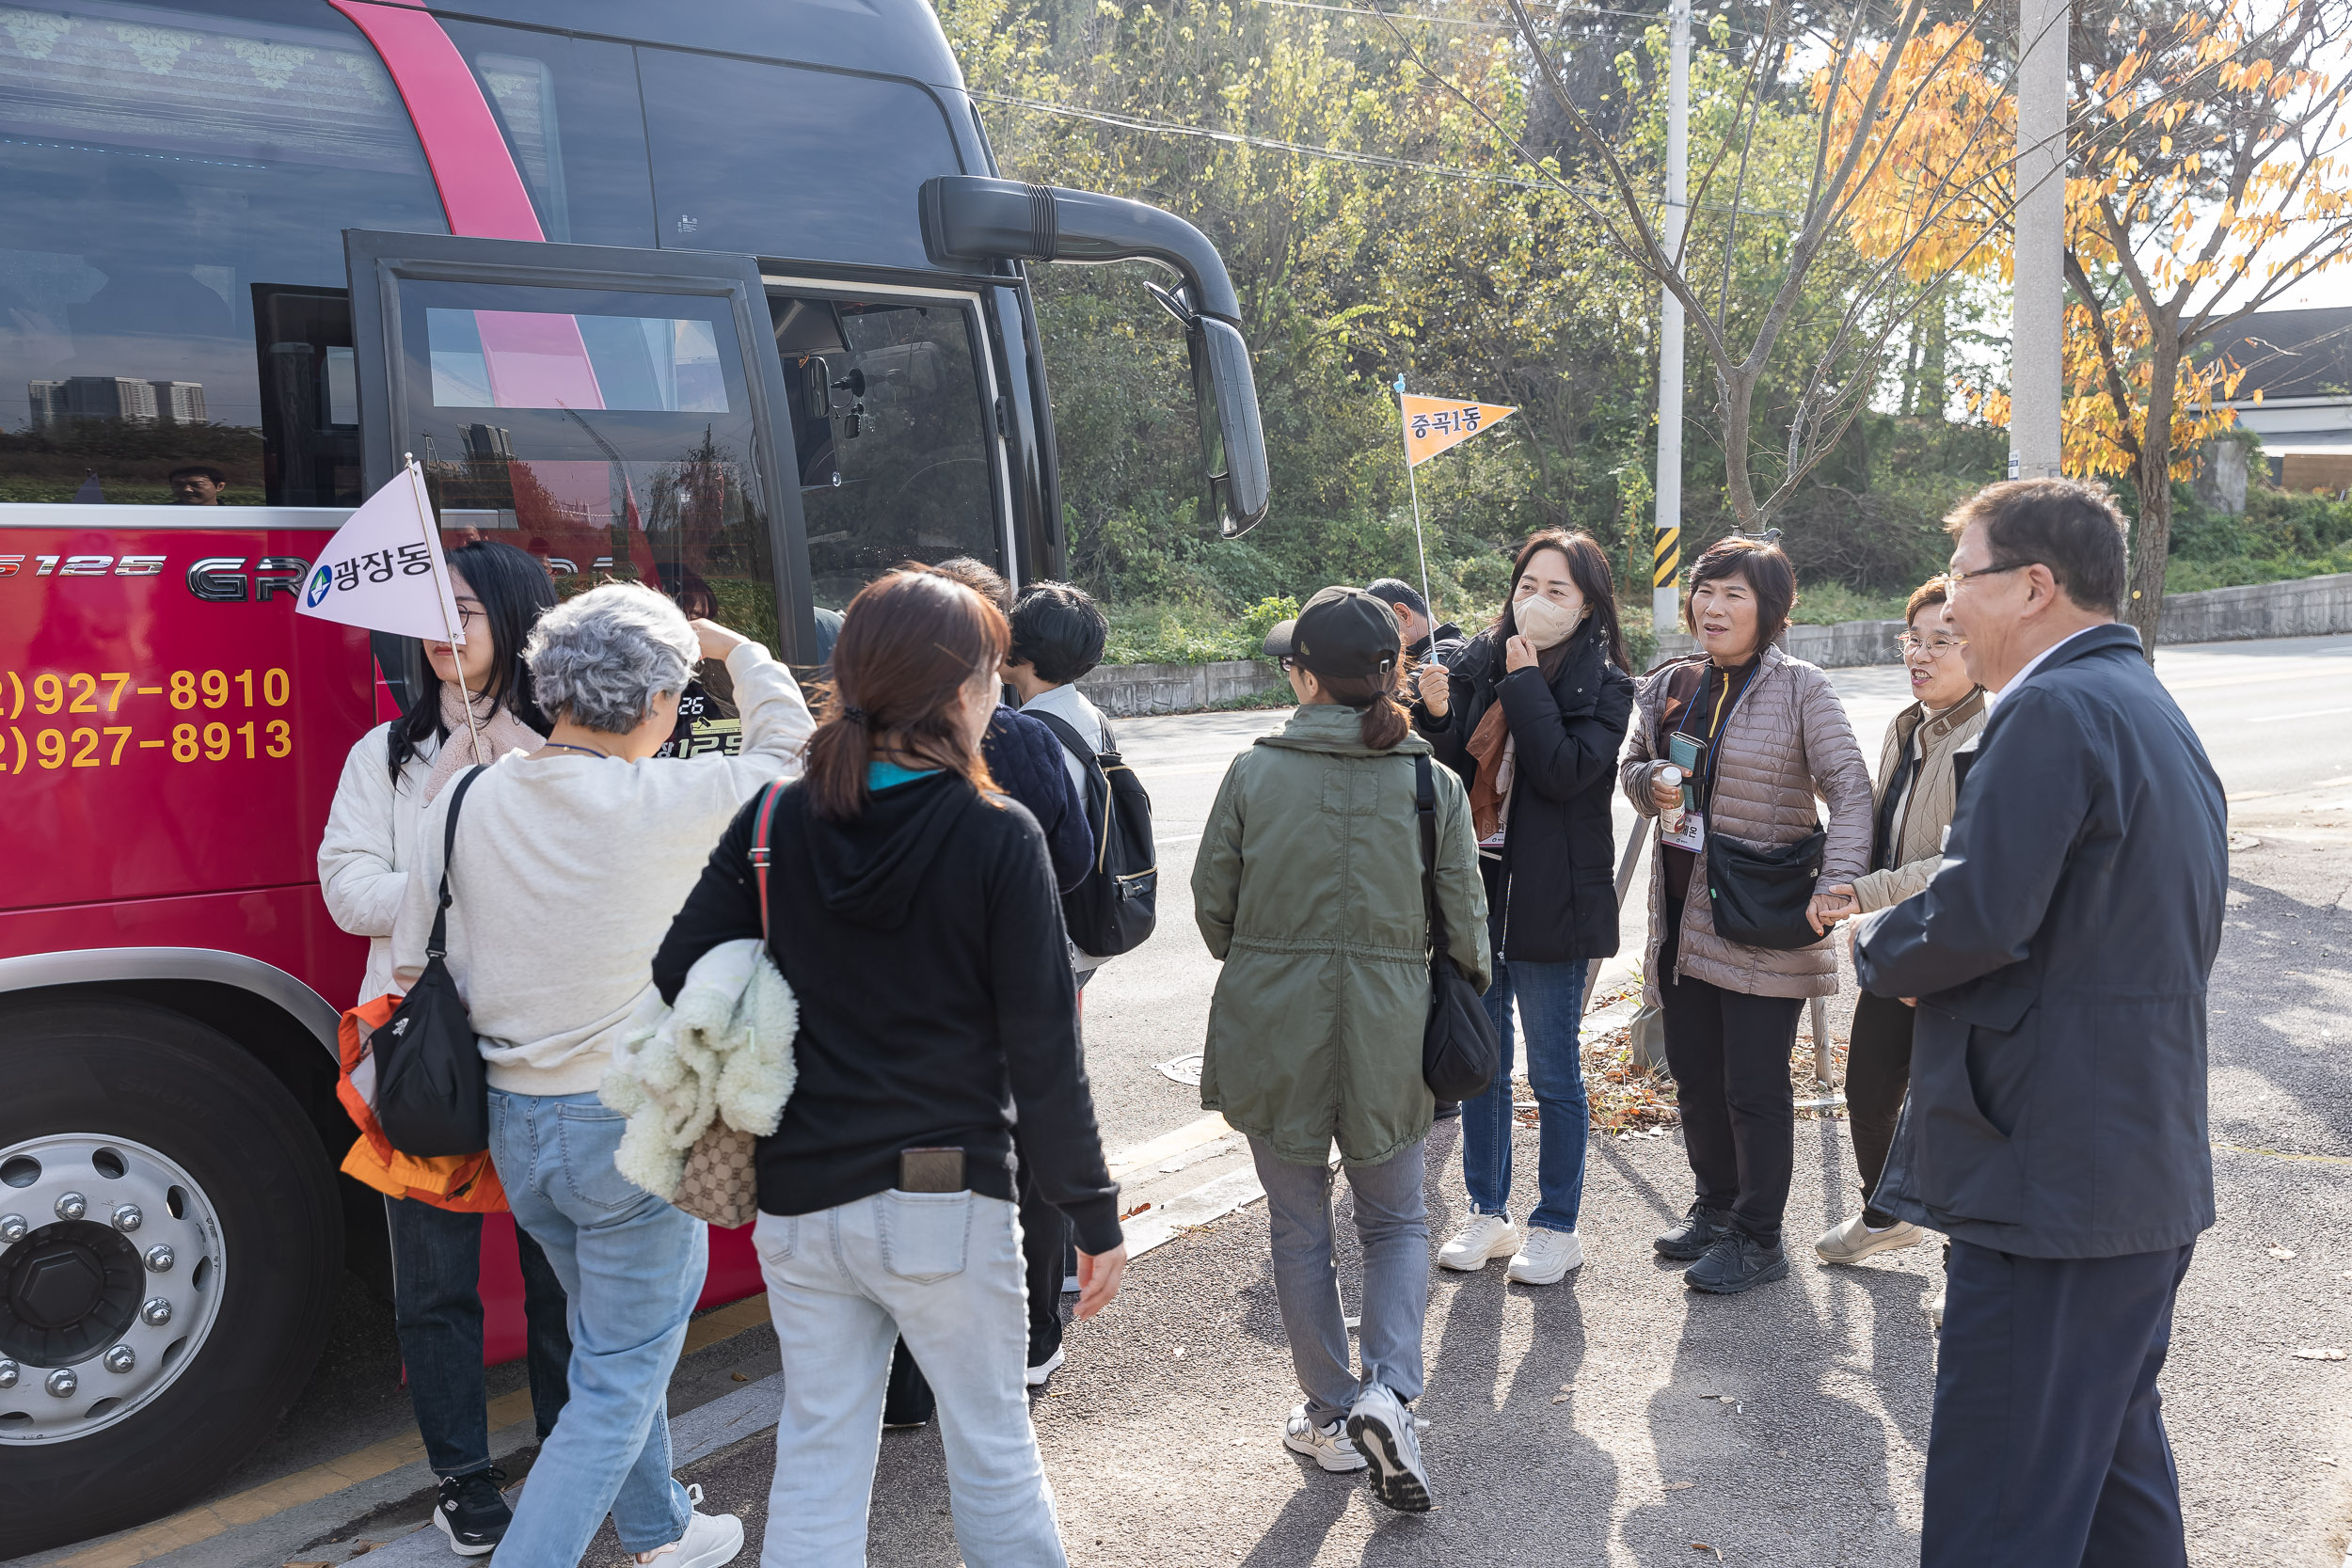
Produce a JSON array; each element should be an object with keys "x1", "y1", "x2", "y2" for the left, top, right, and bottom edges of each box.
[
  {"x1": 1899, "y1": 633, "x2": 1968, "y2": 658},
  {"x1": 1945, "y1": 559, "x2": 2039, "y2": 591},
  {"x1": 452, "y1": 600, "x2": 484, "y2": 628}
]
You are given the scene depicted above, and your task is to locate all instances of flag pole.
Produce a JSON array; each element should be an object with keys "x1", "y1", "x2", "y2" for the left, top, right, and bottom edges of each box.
[
  {"x1": 1395, "y1": 374, "x2": 1437, "y2": 640},
  {"x1": 409, "y1": 452, "x2": 487, "y2": 766}
]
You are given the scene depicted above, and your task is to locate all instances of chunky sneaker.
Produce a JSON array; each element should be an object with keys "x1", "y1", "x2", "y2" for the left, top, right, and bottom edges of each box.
[
  {"x1": 1506, "y1": 1227, "x2": 1583, "y2": 1285},
  {"x1": 1815, "y1": 1213, "x2": 1925, "y2": 1265},
  {"x1": 1438, "y1": 1213, "x2": 1522, "y2": 1272},
  {"x1": 1345, "y1": 1384, "x2": 1433, "y2": 1513},
  {"x1": 431, "y1": 1467, "x2": 510, "y2": 1557},
  {"x1": 1282, "y1": 1403, "x2": 1367, "y2": 1472},
  {"x1": 1025, "y1": 1346, "x2": 1065, "y2": 1389},
  {"x1": 632, "y1": 1485, "x2": 745, "y2": 1567},
  {"x1": 1684, "y1": 1231, "x2": 1789, "y2": 1294},
  {"x1": 1654, "y1": 1203, "x2": 1731, "y2": 1261}
]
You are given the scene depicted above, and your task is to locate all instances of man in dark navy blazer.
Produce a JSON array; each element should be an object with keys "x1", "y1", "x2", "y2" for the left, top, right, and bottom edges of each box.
[{"x1": 1851, "y1": 479, "x2": 2225, "y2": 1568}]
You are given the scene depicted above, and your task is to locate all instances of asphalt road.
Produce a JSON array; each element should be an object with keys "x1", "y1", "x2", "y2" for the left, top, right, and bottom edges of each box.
[{"x1": 33, "y1": 633, "x2": 2352, "y2": 1568}]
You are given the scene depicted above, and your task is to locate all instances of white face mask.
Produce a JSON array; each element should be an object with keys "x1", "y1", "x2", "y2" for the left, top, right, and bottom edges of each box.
[{"x1": 1512, "y1": 591, "x2": 1585, "y2": 651}]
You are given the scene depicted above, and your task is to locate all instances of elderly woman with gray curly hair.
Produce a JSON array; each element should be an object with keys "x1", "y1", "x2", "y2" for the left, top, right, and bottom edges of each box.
[{"x1": 392, "y1": 581, "x2": 811, "y2": 1568}]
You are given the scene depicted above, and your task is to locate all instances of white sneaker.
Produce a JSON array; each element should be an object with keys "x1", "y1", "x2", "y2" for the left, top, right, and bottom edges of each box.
[
  {"x1": 1438, "y1": 1213, "x2": 1522, "y2": 1272},
  {"x1": 1282, "y1": 1403, "x2": 1367, "y2": 1472},
  {"x1": 632, "y1": 1486, "x2": 744, "y2": 1568},
  {"x1": 1814, "y1": 1212, "x2": 1926, "y2": 1264},
  {"x1": 1025, "y1": 1346, "x2": 1065, "y2": 1388},
  {"x1": 1506, "y1": 1227, "x2": 1582, "y2": 1285},
  {"x1": 1345, "y1": 1384, "x2": 1432, "y2": 1513},
  {"x1": 1927, "y1": 1289, "x2": 1946, "y2": 1329}
]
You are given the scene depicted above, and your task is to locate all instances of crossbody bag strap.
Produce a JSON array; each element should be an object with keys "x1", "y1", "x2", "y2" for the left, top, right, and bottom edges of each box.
[
  {"x1": 1414, "y1": 753, "x2": 1449, "y2": 958},
  {"x1": 425, "y1": 765, "x2": 485, "y2": 960},
  {"x1": 747, "y1": 781, "x2": 786, "y2": 943}
]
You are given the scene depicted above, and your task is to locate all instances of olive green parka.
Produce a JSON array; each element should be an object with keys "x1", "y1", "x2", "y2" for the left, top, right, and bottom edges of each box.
[{"x1": 1191, "y1": 703, "x2": 1491, "y2": 1167}]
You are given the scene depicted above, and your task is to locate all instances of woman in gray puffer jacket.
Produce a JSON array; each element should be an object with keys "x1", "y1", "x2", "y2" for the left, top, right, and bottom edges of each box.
[{"x1": 1620, "y1": 537, "x2": 1874, "y2": 1294}]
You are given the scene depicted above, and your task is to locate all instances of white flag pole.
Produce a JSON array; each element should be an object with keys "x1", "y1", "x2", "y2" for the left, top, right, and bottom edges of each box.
[
  {"x1": 1394, "y1": 375, "x2": 1437, "y2": 642},
  {"x1": 407, "y1": 453, "x2": 487, "y2": 766}
]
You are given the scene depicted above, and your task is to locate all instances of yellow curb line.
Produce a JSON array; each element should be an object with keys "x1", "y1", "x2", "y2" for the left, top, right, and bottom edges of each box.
[
  {"x1": 51, "y1": 1296, "x2": 776, "y2": 1568},
  {"x1": 2212, "y1": 1142, "x2": 2352, "y2": 1167}
]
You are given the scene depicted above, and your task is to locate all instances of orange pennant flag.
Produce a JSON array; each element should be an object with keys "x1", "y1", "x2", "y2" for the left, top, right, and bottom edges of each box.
[{"x1": 1400, "y1": 393, "x2": 1516, "y2": 467}]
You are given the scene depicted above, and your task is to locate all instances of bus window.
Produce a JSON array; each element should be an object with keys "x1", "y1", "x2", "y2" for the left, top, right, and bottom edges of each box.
[
  {"x1": 639, "y1": 51, "x2": 964, "y2": 270},
  {"x1": 777, "y1": 295, "x2": 1000, "y2": 611},
  {"x1": 388, "y1": 278, "x2": 782, "y2": 674},
  {"x1": 438, "y1": 21, "x2": 658, "y2": 250},
  {"x1": 0, "y1": 0, "x2": 446, "y2": 507}
]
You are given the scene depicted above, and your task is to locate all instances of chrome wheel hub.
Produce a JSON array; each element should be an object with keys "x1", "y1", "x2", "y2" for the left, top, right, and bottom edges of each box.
[{"x1": 0, "y1": 1135, "x2": 224, "y2": 1444}]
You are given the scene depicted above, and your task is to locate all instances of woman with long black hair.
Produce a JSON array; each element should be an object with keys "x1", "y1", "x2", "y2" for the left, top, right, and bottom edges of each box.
[
  {"x1": 1411, "y1": 531, "x2": 1635, "y2": 1289},
  {"x1": 316, "y1": 538, "x2": 571, "y2": 1555}
]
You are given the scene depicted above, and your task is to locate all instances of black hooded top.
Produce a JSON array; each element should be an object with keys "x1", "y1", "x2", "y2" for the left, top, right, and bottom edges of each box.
[{"x1": 652, "y1": 771, "x2": 1122, "y2": 1254}]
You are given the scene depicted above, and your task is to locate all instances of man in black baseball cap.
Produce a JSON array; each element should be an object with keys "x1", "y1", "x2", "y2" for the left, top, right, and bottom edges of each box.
[{"x1": 1263, "y1": 586, "x2": 1404, "y2": 683}]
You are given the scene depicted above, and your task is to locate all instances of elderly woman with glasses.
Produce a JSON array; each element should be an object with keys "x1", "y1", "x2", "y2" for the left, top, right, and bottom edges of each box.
[{"x1": 1807, "y1": 575, "x2": 1986, "y2": 1277}]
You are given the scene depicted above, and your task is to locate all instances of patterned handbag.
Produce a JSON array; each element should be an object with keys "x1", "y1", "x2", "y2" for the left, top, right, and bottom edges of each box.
[{"x1": 670, "y1": 782, "x2": 786, "y2": 1229}]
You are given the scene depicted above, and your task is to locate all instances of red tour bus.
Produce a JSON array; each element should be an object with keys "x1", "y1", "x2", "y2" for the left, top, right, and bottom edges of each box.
[{"x1": 0, "y1": 0, "x2": 1267, "y2": 1549}]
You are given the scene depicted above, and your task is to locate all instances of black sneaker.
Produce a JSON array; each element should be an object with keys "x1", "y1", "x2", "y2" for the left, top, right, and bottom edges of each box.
[
  {"x1": 1684, "y1": 1231, "x2": 1789, "y2": 1294},
  {"x1": 432, "y1": 1467, "x2": 511, "y2": 1557},
  {"x1": 1653, "y1": 1203, "x2": 1731, "y2": 1260}
]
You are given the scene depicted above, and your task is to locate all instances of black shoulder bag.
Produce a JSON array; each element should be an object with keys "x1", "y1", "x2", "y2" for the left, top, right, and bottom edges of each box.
[
  {"x1": 1415, "y1": 754, "x2": 1500, "y2": 1101},
  {"x1": 375, "y1": 766, "x2": 491, "y2": 1156}
]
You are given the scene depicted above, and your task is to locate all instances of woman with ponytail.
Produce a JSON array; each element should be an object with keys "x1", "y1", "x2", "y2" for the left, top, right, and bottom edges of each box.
[
  {"x1": 1191, "y1": 586, "x2": 1489, "y2": 1513},
  {"x1": 653, "y1": 567, "x2": 1123, "y2": 1566},
  {"x1": 1411, "y1": 531, "x2": 1635, "y2": 1290}
]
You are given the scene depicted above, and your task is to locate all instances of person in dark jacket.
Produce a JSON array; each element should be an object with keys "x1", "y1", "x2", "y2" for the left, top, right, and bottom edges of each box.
[
  {"x1": 1365, "y1": 578, "x2": 1465, "y2": 667},
  {"x1": 930, "y1": 558, "x2": 1092, "y2": 895},
  {"x1": 1410, "y1": 531, "x2": 1635, "y2": 1288},
  {"x1": 654, "y1": 568, "x2": 1123, "y2": 1568},
  {"x1": 1852, "y1": 479, "x2": 2225, "y2": 1568}
]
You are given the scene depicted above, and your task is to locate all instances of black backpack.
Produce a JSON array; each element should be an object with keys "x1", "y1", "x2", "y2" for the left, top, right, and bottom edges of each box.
[{"x1": 1030, "y1": 709, "x2": 1157, "y2": 958}]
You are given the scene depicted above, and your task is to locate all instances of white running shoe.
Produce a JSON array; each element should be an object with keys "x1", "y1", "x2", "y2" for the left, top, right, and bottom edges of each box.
[
  {"x1": 1282, "y1": 1403, "x2": 1368, "y2": 1472},
  {"x1": 1025, "y1": 1346, "x2": 1065, "y2": 1388},
  {"x1": 1438, "y1": 1213, "x2": 1522, "y2": 1272},
  {"x1": 1927, "y1": 1289, "x2": 1946, "y2": 1329},
  {"x1": 632, "y1": 1486, "x2": 745, "y2": 1568},
  {"x1": 1345, "y1": 1384, "x2": 1432, "y2": 1513},
  {"x1": 1506, "y1": 1227, "x2": 1583, "y2": 1285},
  {"x1": 1814, "y1": 1212, "x2": 1926, "y2": 1264}
]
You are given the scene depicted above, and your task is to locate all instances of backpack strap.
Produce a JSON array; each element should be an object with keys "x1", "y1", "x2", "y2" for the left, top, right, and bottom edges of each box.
[
  {"x1": 1414, "y1": 753, "x2": 1450, "y2": 961},
  {"x1": 425, "y1": 765, "x2": 485, "y2": 961},
  {"x1": 746, "y1": 781, "x2": 786, "y2": 942}
]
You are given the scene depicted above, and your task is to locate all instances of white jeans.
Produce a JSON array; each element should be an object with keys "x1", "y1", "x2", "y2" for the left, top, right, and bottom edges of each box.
[{"x1": 752, "y1": 1194, "x2": 1066, "y2": 1568}]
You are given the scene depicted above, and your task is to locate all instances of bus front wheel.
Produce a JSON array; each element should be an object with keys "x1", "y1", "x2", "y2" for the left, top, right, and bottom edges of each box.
[{"x1": 0, "y1": 999, "x2": 342, "y2": 1557}]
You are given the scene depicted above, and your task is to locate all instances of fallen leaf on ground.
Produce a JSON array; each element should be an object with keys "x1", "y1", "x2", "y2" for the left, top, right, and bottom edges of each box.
[
  {"x1": 2268, "y1": 1245, "x2": 2296, "y2": 1259},
  {"x1": 1119, "y1": 1200, "x2": 1152, "y2": 1220},
  {"x1": 2292, "y1": 1347, "x2": 2346, "y2": 1360},
  {"x1": 1692, "y1": 1546, "x2": 1724, "y2": 1562},
  {"x1": 1551, "y1": 1394, "x2": 1572, "y2": 1403},
  {"x1": 1559, "y1": 1383, "x2": 1574, "y2": 1392},
  {"x1": 1662, "y1": 1481, "x2": 1694, "y2": 1491}
]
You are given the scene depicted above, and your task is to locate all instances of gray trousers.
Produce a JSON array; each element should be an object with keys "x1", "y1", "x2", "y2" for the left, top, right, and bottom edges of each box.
[{"x1": 1248, "y1": 1136, "x2": 1429, "y2": 1428}]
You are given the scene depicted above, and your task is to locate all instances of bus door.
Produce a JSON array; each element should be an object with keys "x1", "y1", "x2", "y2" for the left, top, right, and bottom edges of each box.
[{"x1": 343, "y1": 230, "x2": 811, "y2": 747}]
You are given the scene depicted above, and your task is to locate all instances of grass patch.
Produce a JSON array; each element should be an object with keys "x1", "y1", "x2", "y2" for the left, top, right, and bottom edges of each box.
[{"x1": 1789, "y1": 582, "x2": 1910, "y2": 625}]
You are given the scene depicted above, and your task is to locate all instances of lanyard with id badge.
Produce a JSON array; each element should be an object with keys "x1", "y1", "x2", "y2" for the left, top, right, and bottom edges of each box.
[{"x1": 1661, "y1": 664, "x2": 1756, "y2": 853}]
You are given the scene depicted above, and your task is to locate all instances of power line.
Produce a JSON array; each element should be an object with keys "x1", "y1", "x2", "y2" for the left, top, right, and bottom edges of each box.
[{"x1": 971, "y1": 88, "x2": 1798, "y2": 218}]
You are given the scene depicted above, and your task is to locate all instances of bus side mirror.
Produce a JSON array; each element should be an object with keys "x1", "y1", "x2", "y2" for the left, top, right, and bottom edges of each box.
[
  {"x1": 1188, "y1": 316, "x2": 1268, "y2": 539},
  {"x1": 921, "y1": 175, "x2": 1272, "y2": 537}
]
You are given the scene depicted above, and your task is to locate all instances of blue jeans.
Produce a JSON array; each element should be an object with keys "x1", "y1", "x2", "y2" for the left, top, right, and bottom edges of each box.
[
  {"x1": 1250, "y1": 1137, "x2": 1428, "y2": 1429},
  {"x1": 385, "y1": 1196, "x2": 571, "y2": 1478},
  {"x1": 486, "y1": 1089, "x2": 707, "y2": 1564},
  {"x1": 753, "y1": 1194, "x2": 1068, "y2": 1567},
  {"x1": 1462, "y1": 955, "x2": 1595, "y2": 1234}
]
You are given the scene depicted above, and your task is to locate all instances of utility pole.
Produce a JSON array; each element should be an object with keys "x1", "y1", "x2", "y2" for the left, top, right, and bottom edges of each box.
[
  {"x1": 1652, "y1": 0, "x2": 1691, "y2": 628},
  {"x1": 2009, "y1": 0, "x2": 2067, "y2": 480}
]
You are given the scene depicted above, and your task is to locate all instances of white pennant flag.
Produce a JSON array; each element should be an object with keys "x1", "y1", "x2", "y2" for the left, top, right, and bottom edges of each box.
[{"x1": 296, "y1": 457, "x2": 467, "y2": 644}]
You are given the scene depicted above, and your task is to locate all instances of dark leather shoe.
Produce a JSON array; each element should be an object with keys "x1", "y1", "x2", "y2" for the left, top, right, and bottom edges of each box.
[
  {"x1": 1653, "y1": 1203, "x2": 1731, "y2": 1260},
  {"x1": 1684, "y1": 1231, "x2": 1789, "y2": 1294}
]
